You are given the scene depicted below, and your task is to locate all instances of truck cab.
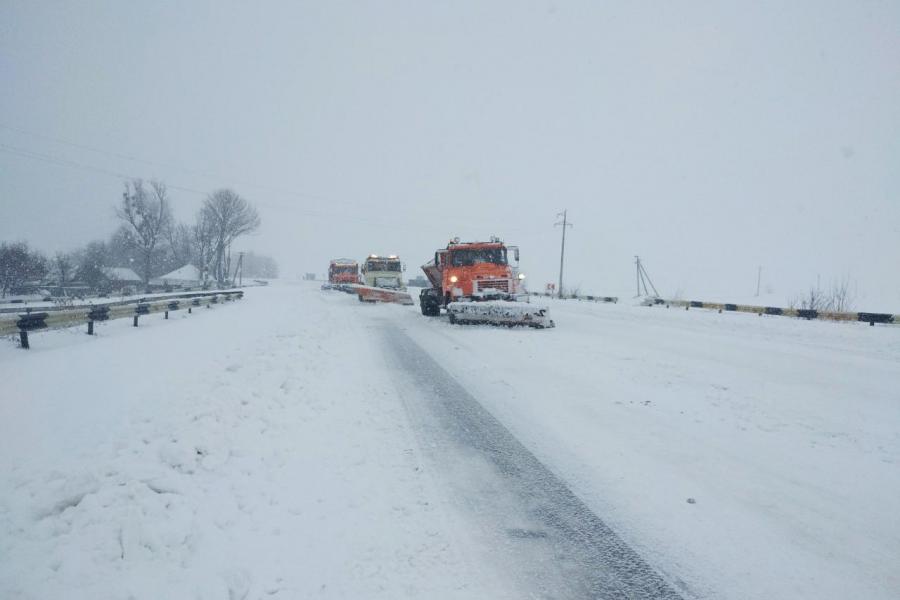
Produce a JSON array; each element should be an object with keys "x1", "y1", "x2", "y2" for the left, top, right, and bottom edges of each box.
[
  {"x1": 420, "y1": 237, "x2": 524, "y2": 315},
  {"x1": 361, "y1": 255, "x2": 405, "y2": 289},
  {"x1": 328, "y1": 259, "x2": 360, "y2": 286}
]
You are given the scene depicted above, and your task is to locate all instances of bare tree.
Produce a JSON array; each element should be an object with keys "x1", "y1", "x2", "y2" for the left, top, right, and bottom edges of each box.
[
  {"x1": 166, "y1": 222, "x2": 195, "y2": 268},
  {"x1": 800, "y1": 285, "x2": 827, "y2": 311},
  {"x1": 0, "y1": 242, "x2": 47, "y2": 298},
  {"x1": 192, "y1": 210, "x2": 216, "y2": 285},
  {"x1": 828, "y1": 276, "x2": 855, "y2": 313},
  {"x1": 76, "y1": 241, "x2": 110, "y2": 291},
  {"x1": 201, "y1": 189, "x2": 260, "y2": 284},
  {"x1": 116, "y1": 179, "x2": 173, "y2": 285},
  {"x1": 794, "y1": 276, "x2": 856, "y2": 313},
  {"x1": 53, "y1": 251, "x2": 74, "y2": 287}
]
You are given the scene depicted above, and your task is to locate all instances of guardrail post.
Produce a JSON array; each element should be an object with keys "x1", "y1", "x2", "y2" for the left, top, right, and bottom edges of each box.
[
  {"x1": 15, "y1": 312, "x2": 47, "y2": 349},
  {"x1": 133, "y1": 303, "x2": 150, "y2": 327},
  {"x1": 86, "y1": 306, "x2": 108, "y2": 335}
]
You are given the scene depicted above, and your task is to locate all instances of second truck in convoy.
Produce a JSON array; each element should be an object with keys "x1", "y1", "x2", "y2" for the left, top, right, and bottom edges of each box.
[
  {"x1": 355, "y1": 254, "x2": 414, "y2": 305},
  {"x1": 361, "y1": 255, "x2": 405, "y2": 290}
]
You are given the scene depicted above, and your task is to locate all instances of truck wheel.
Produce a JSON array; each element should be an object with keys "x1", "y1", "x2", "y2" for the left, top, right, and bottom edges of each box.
[{"x1": 420, "y1": 294, "x2": 440, "y2": 316}]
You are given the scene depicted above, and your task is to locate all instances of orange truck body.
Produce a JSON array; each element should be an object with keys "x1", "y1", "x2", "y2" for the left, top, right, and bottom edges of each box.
[
  {"x1": 420, "y1": 239, "x2": 521, "y2": 314},
  {"x1": 328, "y1": 259, "x2": 360, "y2": 285}
]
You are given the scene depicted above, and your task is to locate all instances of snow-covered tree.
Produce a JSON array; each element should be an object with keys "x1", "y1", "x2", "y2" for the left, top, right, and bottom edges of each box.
[
  {"x1": 0, "y1": 241, "x2": 47, "y2": 298},
  {"x1": 52, "y1": 251, "x2": 74, "y2": 286},
  {"x1": 115, "y1": 179, "x2": 173, "y2": 285},
  {"x1": 201, "y1": 189, "x2": 260, "y2": 284}
]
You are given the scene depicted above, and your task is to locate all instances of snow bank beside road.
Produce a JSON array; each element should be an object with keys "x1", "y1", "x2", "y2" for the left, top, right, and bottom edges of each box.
[{"x1": 0, "y1": 284, "x2": 513, "y2": 599}]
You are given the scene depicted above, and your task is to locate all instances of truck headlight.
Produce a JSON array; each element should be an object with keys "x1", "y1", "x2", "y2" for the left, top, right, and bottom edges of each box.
[
  {"x1": 517, "y1": 273, "x2": 526, "y2": 280},
  {"x1": 449, "y1": 275, "x2": 458, "y2": 283}
]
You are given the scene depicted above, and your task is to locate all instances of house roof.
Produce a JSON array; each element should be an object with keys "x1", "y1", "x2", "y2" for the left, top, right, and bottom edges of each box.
[
  {"x1": 154, "y1": 264, "x2": 202, "y2": 282},
  {"x1": 102, "y1": 267, "x2": 142, "y2": 282}
]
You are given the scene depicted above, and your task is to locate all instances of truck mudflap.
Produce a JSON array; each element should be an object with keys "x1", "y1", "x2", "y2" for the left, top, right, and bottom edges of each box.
[
  {"x1": 447, "y1": 301, "x2": 555, "y2": 328},
  {"x1": 354, "y1": 284, "x2": 414, "y2": 305}
]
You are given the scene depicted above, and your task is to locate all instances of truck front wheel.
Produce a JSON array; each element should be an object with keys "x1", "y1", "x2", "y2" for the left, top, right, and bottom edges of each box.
[{"x1": 419, "y1": 290, "x2": 441, "y2": 316}]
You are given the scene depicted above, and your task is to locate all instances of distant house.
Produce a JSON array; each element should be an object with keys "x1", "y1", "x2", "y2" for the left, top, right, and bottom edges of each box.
[
  {"x1": 102, "y1": 267, "x2": 142, "y2": 285},
  {"x1": 151, "y1": 264, "x2": 203, "y2": 288},
  {"x1": 96, "y1": 267, "x2": 142, "y2": 294}
]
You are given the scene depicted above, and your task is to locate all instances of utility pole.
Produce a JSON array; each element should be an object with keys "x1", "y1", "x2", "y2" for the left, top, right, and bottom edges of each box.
[
  {"x1": 554, "y1": 210, "x2": 573, "y2": 299},
  {"x1": 232, "y1": 252, "x2": 244, "y2": 287},
  {"x1": 755, "y1": 266, "x2": 762, "y2": 297},
  {"x1": 634, "y1": 256, "x2": 660, "y2": 298}
]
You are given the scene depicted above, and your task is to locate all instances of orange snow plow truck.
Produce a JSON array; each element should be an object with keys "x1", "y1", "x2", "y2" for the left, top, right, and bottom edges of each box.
[
  {"x1": 418, "y1": 237, "x2": 554, "y2": 328},
  {"x1": 322, "y1": 258, "x2": 360, "y2": 291}
]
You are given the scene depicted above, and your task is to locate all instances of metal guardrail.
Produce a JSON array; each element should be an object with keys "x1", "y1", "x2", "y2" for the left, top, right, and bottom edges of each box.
[
  {"x1": 1, "y1": 290, "x2": 244, "y2": 349},
  {"x1": 529, "y1": 292, "x2": 619, "y2": 303},
  {"x1": 0, "y1": 288, "x2": 245, "y2": 315},
  {"x1": 528, "y1": 291, "x2": 895, "y2": 327},
  {"x1": 647, "y1": 297, "x2": 897, "y2": 327}
]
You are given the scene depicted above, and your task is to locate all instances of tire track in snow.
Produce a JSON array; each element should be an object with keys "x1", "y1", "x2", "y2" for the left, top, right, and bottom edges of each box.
[{"x1": 383, "y1": 323, "x2": 687, "y2": 600}]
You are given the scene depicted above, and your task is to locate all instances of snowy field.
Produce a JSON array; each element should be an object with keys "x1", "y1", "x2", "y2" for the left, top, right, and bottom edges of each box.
[{"x1": 1, "y1": 281, "x2": 898, "y2": 599}]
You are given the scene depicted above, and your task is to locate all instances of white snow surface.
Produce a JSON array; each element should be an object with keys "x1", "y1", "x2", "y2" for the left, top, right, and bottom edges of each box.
[
  {"x1": 2, "y1": 282, "x2": 899, "y2": 599},
  {"x1": 101, "y1": 267, "x2": 142, "y2": 283},
  {"x1": 152, "y1": 264, "x2": 202, "y2": 284}
]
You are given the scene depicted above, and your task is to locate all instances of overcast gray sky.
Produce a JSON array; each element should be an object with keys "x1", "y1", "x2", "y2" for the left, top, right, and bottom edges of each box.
[{"x1": 2, "y1": 1, "x2": 898, "y2": 306}]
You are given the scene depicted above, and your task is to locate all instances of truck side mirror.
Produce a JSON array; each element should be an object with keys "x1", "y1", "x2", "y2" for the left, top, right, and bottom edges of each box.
[{"x1": 514, "y1": 248, "x2": 520, "y2": 262}]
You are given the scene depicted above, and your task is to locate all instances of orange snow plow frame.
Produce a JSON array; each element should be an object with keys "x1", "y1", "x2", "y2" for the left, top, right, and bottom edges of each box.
[{"x1": 354, "y1": 284, "x2": 414, "y2": 305}]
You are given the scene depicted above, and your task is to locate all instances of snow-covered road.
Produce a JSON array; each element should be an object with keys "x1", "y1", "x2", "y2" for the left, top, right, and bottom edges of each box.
[
  {"x1": 383, "y1": 324, "x2": 681, "y2": 599},
  {"x1": 2, "y1": 282, "x2": 898, "y2": 599}
]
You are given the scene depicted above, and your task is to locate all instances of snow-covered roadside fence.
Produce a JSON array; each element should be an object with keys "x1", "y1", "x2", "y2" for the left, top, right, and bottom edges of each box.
[
  {"x1": 647, "y1": 297, "x2": 897, "y2": 327},
  {"x1": 0, "y1": 290, "x2": 244, "y2": 349},
  {"x1": 528, "y1": 292, "x2": 618, "y2": 303}
]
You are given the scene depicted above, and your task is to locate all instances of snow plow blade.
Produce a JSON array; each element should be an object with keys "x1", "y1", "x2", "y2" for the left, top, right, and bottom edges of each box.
[
  {"x1": 354, "y1": 285, "x2": 414, "y2": 305},
  {"x1": 322, "y1": 283, "x2": 358, "y2": 294},
  {"x1": 447, "y1": 301, "x2": 555, "y2": 328}
]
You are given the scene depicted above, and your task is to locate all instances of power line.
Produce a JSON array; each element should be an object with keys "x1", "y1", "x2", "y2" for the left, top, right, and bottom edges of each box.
[
  {"x1": 0, "y1": 122, "x2": 330, "y2": 202},
  {"x1": 0, "y1": 141, "x2": 505, "y2": 235},
  {"x1": 0, "y1": 143, "x2": 209, "y2": 196},
  {"x1": 1, "y1": 128, "x2": 568, "y2": 241},
  {"x1": 0, "y1": 123, "x2": 563, "y2": 238}
]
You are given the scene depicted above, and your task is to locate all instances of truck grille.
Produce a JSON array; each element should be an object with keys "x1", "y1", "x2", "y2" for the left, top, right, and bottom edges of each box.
[{"x1": 475, "y1": 279, "x2": 510, "y2": 293}]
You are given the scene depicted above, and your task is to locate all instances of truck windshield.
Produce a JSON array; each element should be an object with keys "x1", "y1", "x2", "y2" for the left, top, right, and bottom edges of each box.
[
  {"x1": 367, "y1": 260, "x2": 401, "y2": 271},
  {"x1": 450, "y1": 248, "x2": 507, "y2": 266},
  {"x1": 333, "y1": 265, "x2": 356, "y2": 274}
]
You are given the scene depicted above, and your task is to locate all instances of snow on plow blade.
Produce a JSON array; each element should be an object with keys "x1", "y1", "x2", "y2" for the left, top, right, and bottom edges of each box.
[
  {"x1": 354, "y1": 285, "x2": 414, "y2": 305},
  {"x1": 447, "y1": 301, "x2": 555, "y2": 328}
]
